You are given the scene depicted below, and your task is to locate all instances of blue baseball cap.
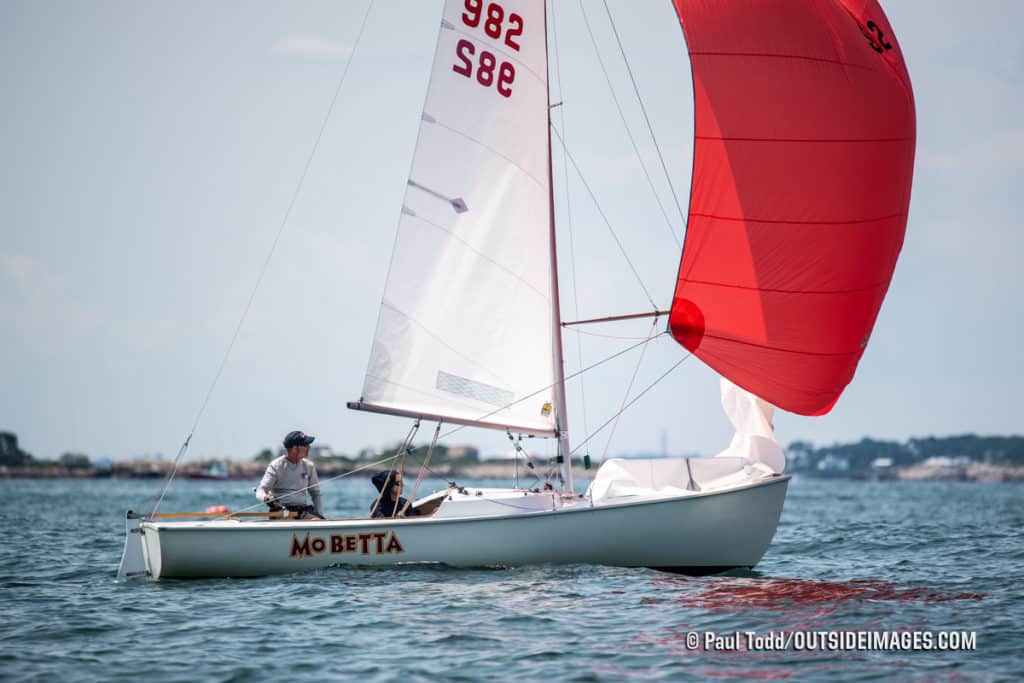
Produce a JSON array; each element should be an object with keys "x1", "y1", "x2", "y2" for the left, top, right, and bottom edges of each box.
[{"x1": 283, "y1": 430, "x2": 315, "y2": 449}]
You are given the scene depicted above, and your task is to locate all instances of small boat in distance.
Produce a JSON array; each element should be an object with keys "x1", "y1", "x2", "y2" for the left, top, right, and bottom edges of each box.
[
  {"x1": 119, "y1": 0, "x2": 914, "y2": 580},
  {"x1": 184, "y1": 461, "x2": 230, "y2": 481}
]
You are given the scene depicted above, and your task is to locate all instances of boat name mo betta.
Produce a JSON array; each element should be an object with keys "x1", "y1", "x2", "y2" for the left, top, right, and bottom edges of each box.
[{"x1": 290, "y1": 531, "x2": 405, "y2": 558}]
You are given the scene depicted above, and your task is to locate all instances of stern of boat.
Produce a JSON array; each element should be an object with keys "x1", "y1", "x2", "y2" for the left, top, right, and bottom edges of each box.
[{"x1": 116, "y1": 510, "x2": 147, "y2": 580}]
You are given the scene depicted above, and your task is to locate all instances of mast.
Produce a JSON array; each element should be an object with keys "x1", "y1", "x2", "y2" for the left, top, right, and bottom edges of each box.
[{"x1": 543, "y1": 0, "x2": 573, "y2": 493}]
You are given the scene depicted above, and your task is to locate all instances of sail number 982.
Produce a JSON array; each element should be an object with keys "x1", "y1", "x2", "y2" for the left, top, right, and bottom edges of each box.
[
  {"x1": 452, "y1": 1, "x2": 522, "y2": 98},
  {"x1": 453, "y1": 39, "x2": 515, "y2": 97},
  {"x1": 462, "y1": 0, "x2": 523, "y2": 50}
]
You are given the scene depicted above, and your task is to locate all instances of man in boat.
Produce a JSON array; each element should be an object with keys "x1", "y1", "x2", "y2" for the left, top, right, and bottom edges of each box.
[
  {"x1": 370, "y1": 470, "x2": 419, "y2": 518},
  {"x1": 255, "y1": 430, "x2": 324, "y2": 520}
]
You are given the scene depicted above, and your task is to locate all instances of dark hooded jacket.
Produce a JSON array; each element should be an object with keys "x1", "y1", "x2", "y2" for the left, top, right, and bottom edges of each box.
[{"x1": 370, "y1": 471, "x2": 419, "y2": 518}]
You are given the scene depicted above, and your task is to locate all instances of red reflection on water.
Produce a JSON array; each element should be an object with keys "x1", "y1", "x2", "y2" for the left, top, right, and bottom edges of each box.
[
  {"x1": 625, "y1": 578, "x2": 984, "y2": 680},
  {"x1": 700, "y1": 668, "x2": 793, "y2": 680},
  {"x1": 654, "y1": 577, "x2": 984, "y2": 613}
]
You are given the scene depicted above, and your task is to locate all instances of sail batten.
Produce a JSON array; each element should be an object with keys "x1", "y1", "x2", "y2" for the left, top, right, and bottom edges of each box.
[{"x1": 669, "y1": 0, "x2": 916, "y2": 416}]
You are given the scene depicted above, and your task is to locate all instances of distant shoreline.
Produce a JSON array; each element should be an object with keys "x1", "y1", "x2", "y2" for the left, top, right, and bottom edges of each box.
[
  {"x1": 6, "y1": 432, "x2": 1022, "y2": 482},
  {"x1": 803, "y1": 461, "x2": 1024, "y2": 483},
  {"x1": 0, "y1": 462, "x2": 590, "y2": 482},
  {"x1": 3, "y1": 461, "x2": 1023, "y2": 482}
]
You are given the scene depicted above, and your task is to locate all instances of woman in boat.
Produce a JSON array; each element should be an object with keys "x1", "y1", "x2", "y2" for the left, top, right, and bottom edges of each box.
[{"x1": 370, "y1": 470, "x2": 419, "y2": 519}]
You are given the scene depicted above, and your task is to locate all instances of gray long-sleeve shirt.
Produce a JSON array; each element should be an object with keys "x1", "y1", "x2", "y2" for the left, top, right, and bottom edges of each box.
[{"x1": 255, "y1": 455, "x2": 322, "y2": 516}]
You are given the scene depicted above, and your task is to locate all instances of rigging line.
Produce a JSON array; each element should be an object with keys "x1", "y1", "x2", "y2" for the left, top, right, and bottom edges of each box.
[
  {"x1": 564, "y1": 327, "x2": 655, "y2": 341},
  {"x1": 401, "y1": 422, "x2": 441, "y2": 516},
  {"x1": 144, "y1": 436, "x2": 191, "y2": 518},
  {"x1": 437, "y1": 331, "x2": 667, "y2": 442},
  {"x1": 391, "y1": 448, "x2": 409, "y2": 518},
  {"x1": 427, "y1": 117, "x2": 547, "y2": 189},
  {"x1": 198, "y1": 452, "x2": 402, "y2": 520},
  {"x1": 550, "y1": 124, "x2": 659, "y2": 310},
  {"x1": 405, "y1": 213, "x2": 549, "y2": 300},
  {"x1": 601, "y1": 0, "x2": 690, "y2": 234},
  {"x1": 370, "y1": 420, "x2": 418, "y2": 519},
  {"x1": 388, "y1": 334, "x2": 669, "y2": 484},
  {"x1": 550, "y1": 1, "x2": 591, "y2": 455},
  {"x1": 570, "y1": 351, "x2": 691, "y2": 457},
  {"x1": 146, "y1": 0, "x2": 377, "y2": 517},
  {"x1": 514, "y1": 441, "x2": 548, "y2": 488},
  {"x1": 601, "y1": 316, "x2": 660, "y2": 460},
  {"x1": 579, "y1": 0, "x2": 681, "y2": 248},
  {"x1": 395, "y1": 332, "x2": 671, "y2": 484}
]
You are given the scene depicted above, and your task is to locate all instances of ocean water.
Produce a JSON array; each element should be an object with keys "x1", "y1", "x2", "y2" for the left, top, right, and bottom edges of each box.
[{"x1": 0, "y1": 476, "x2": 1020, "y2": 682}]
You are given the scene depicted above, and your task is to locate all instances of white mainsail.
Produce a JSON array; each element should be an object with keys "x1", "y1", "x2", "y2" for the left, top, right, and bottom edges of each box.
[{"x1": 354, "y1": 0, "x2": 556, "y2": 435}]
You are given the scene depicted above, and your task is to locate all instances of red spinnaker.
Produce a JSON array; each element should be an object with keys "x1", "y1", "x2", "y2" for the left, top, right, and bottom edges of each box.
[{"x1": 668, "y1": 0, "x2": 916, "y2": 415}]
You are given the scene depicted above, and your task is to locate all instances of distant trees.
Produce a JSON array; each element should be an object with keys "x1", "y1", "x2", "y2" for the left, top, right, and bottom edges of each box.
[
  {"x1": 59, "y1": 452, "x2": 92, "y2": 469},
  {"x1": 251, "y1": 448, "x2": 275, "y2": 463},
  {"x1": 786, "y1": 433, "x2": 1024, "y2": 474},
  {"x1": 0, "y1": 432, "x2": 32, "y2": 466}
]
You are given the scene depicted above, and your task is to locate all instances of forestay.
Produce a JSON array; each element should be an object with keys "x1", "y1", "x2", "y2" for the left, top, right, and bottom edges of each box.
[{"x1": 354, "y1": 0, "x2": 557, "y2": 435}]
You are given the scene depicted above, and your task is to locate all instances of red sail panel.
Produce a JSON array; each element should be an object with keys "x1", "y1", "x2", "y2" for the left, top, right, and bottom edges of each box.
[{"x1": 668, "y1": 0, "x2": 915, "y2": 415}]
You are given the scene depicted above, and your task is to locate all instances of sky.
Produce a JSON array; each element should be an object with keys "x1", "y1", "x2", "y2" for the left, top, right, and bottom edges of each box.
[{"x1": 1, "y1": 1, "x2": 1021, "y2": 463}]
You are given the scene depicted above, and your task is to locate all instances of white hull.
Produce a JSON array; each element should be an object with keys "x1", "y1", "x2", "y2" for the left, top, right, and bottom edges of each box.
[{"x1": 121, "y1": 475, "x2": 789, "y2": 580}]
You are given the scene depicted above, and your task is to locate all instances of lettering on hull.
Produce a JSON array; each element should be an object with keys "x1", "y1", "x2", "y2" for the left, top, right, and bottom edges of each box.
[{"x1": 290, "y1": 532, "x2": 404, "y2": 559}]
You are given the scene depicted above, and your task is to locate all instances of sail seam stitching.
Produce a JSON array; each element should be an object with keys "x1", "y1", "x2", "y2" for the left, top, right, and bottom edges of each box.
[
  {"x1": 679, "y1": 278, "x2": 889, "y2": 295},
  {"x1": 698, "y1": 333, "x2": 864, "y2": 357},
  {"x1": 695, "y1": 135, "x2": 913, "y2": 144},
  {"x1": 688, "y1": 212, "x2": 904, "y2": 226},
  {"x1": 446, "y1": 24, "x2": 548, "y2": 85},
  {"x1": 689, "y1": 51, "x2": 876, "y2": 71},
  {"x1": 406, "y1": 214, "x2": 550, "y2": 300},
  {"x1": 379, "y1": 300, "x2": 517, "y2": 388},
  {"x1": 429, "y1": 118, "x2": 547, "y2": 190}
]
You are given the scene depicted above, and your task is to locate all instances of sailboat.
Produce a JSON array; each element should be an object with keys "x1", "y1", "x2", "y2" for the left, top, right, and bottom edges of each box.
[{"x1": 119, "y1": 0, "x2": 915, "y2": 580}]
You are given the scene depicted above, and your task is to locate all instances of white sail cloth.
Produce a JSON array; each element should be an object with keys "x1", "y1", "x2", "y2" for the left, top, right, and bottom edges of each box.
[
  {"x1": 358, "y1": 0, "x2": 556, "y2": 435},
  {"x1": 588, "y1": 379, "x2": 784, "y2": 503},
  {"x1": 588, "y1": 457, "x2": 753, "y2": 503},
  {"x1": 713, "y1": 378, "x2": 786, "y2": 473}
]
